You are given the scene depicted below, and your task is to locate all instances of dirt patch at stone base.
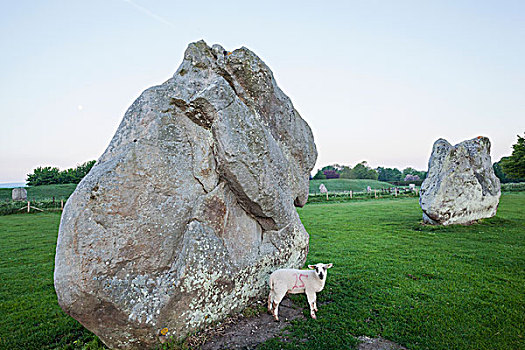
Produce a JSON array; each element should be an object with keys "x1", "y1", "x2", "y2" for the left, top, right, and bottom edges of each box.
[{"x1": 186, "y1": 298, "x2": 304, "y2": 350}]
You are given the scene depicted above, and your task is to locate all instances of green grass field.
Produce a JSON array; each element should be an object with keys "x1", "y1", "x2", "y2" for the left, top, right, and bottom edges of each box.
[
  {"x1": 309, "y1": 179, "x2": 394, "y2": 194},
  {"x1": 0, "y1": 194, "x2": 524, "y2": 349},
  {"x1": 0, "y1": 212, "x2": 103, "y2": 349},
  {"x1": 263, "y1": 193, "x2": 525, "y2": 350},
  {"x1": 0, "y1": 184, "x2": 78, "y2": 202}
]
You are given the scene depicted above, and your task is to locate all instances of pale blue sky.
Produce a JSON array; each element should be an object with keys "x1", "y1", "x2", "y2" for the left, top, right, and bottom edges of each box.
[{"x1": 1, "y1": 0, "x2": 524, "y2": 183}]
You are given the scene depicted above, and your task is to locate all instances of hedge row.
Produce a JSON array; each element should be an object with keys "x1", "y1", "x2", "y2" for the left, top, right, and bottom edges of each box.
[
  {"x1": 0, "y1": 200, "x2": 65, "y2": 216},
  {"x1": 501, "y1": 182, "x2": 525, "y2": 192}
]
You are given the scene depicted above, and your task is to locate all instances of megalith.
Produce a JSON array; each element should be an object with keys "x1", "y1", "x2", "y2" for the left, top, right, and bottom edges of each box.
[
  {"x1": 12, "y1": 187, "x2": 27, "y2": 201},
  {"x1": 54, "y1": 41, "x2": 317, "y2": 349},
  {"x1": 419, "y1": 136, "x2": 500, "y2": 225}
]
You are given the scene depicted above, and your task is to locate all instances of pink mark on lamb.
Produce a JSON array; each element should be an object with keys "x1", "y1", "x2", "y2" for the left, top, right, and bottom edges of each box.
[{"x1": 292, "y1": 273, "x2": 309, "y2": 290}]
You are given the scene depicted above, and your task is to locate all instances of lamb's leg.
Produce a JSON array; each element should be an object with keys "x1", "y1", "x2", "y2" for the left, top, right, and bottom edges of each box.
[
  {"x1": 267, "y1": 291, "x2": 274, "y2": 314},
  {"x1": 306, "y1": 291, "x2": 317, "y2": 319},
  {"x1": 272, "y1": 289, "x2": 286, "y2": 321}
]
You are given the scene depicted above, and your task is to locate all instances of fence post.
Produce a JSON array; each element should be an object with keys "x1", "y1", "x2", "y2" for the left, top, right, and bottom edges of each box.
[
  {"x1": 374, "y1": 189, "x2": 377, "y2": 198},
  {"x1": 350, "y1": 190, "x2": 353, "y2": 199},
  {"x1": 61, "y1": 200, "x2": 64, "y2": 210},
  {"x1": 27, "y1": 201, "x2": 30, "y2": 213},
  {"x1": 326, "y1": 192, "x2": 328, "y2": 201}
]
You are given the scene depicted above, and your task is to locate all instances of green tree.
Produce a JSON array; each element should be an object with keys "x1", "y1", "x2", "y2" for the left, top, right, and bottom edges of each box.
[
  {"x1": 312, "y1": 169, "x2": 326, "y2": 180},
  {"x1": 70, "y1": 160, "x2": 96, "y2": 183},
  {"x1": 352, "y1": 161, "x2": 378, "y2": 180},
  {"x1": 26, "y1": 160, "x2": 96, "y2": 186},
  {"x1": 402, "y1": 167, "x2": 417, "y2": 178},
  {"x1": 26, "y1": 166, "x2": 61, "y2": 186},
  {"x1": 377, "y1": 167, "x2": 402, "y2": 181},
  {"x1": 494, "y1": 159, "x2": 524, "y2": 183},
  {"x1": 500, "y1": 133, "x2": 525, "y2": 179},
  {"x1": 339, "y1": 165, "x2": 353, "y2": 179},
  {"x1": 493, "y1": 161, "x2": 509, "y2": 183}
]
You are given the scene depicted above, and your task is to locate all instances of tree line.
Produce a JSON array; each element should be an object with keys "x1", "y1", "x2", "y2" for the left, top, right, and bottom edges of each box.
[
  {"x1": 26, "y1": 161, "x2": 96, "y2": 186},
  {"x1": 494, "y1": 133, "x2": 525, "y2": 183},
  {"x1": 312, "y1": 162, "x2": 427, "y2": 181}
]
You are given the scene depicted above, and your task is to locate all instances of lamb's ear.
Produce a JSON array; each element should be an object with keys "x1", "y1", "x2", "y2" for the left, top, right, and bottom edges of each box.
[
  {"x1": 308, "y1": 265, "x2": 315, "y2": 269},
  {"x1": 326, "y1": 263, "x2": 333, "y2": 269}
]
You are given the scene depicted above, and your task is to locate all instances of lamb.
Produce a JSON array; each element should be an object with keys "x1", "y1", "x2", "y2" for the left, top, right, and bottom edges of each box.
[{"x1": 267, "y1": 263, "x2": 333, "y2": 321}]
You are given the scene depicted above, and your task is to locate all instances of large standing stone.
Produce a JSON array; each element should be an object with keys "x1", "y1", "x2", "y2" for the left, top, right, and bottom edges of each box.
[
  {"x1": 12, "y1": 187, "x2": 27, "y2": 201},
  {"x1": 54, "y1": 41, "x2": 317, "y2": 349},
  {"x1": 419, "y1": 136, "x2": 500, "y2": 225}
]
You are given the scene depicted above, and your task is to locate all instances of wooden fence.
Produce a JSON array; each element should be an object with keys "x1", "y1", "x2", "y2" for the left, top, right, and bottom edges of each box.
[{"x1": 308, "y1": 187, "x2": 419, "y2": 203}]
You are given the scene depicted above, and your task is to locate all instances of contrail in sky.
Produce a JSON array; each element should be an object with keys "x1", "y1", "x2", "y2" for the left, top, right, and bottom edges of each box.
[{"x1": 122, "y1": 0, "x2": 176, "y2": 29}]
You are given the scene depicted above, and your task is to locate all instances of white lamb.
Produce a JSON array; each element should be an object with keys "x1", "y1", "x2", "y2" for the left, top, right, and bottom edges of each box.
[{"x1": 267, "y1": 263, "x2": 333, "y2": 321}]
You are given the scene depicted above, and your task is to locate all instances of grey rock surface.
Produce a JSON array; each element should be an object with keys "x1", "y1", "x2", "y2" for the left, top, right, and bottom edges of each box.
[
  {"x1": 12, "y1": 187, "x2": 27, "y2": 201},
  {"x1": 419, "y1": 136, "x2": 500, "y2": 225},
  {"x1": 54, "y1": 40, "x2": 317, "y2": 349}
]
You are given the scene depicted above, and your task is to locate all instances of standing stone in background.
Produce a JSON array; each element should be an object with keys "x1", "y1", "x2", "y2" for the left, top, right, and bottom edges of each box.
[
  {"x1": 12, "y1": 187, "x2": 27, "y2": 201},
  {"x1": 419, "y1": 136, "x2": 500, "y2": 225},
  {"x1": 54, "y1": 40, "x2": 317, "y2": 349}
]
